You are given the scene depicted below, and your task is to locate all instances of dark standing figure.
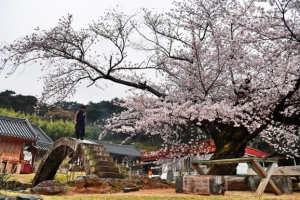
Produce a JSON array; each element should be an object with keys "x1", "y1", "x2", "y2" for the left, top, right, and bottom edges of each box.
[{"x1": 74, "y1": 106, "x2": 86, "y2": 140}]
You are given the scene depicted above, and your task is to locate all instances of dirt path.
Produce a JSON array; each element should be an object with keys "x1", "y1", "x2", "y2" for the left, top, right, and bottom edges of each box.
[
  {"x1": 114, "y1": 188, "x2": 300, "y2": 199},
  {"x1": 62, "y1": 188, "x2": 300, "y2": 199}
]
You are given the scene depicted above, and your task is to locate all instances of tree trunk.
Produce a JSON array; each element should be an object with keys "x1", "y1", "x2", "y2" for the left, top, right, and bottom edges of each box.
[
  {"x1": 225, "y1": 176, "x2": 247, "y2": 190},
  {"x1": 203, "y1": 122, "x2": 249, "y2": 175}
]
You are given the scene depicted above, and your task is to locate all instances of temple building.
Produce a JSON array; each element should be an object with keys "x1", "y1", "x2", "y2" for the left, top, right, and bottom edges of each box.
[{"x1": 0, "y1": 115, "x2": 53, "y2": 174}]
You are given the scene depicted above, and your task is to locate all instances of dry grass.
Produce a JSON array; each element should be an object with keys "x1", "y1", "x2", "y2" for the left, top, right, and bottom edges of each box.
[
  {"x1": 7, "y1": 172, "x2": 85, "y2": 185},
  {"x1": 7, "y1": 173, "x2": 36, "y2": 184}
]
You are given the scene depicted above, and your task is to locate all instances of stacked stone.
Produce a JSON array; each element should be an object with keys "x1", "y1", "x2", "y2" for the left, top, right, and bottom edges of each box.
[{"x1": 81, "y1": 143, "x2": 125, "y2": 179}]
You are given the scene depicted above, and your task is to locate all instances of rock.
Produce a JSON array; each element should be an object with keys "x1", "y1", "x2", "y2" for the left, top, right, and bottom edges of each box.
[
  {"x1": 123, "y1": 187, "x2": 139, "y2": 193},
  {"x1": 85, "y1": 174, "x2": 102, "y2": 187},
  {"x1": 105, "y1": 179, "x2": 115, "y2": 187},
  {"x1": 0, "y1": 195, "x2": 15, "y2": 200},
  {"x1": 16, "y1": 190, "x2": 29, "y2": 194},
  {"x1": 67, "y1": 174, "x2": 103, "y2": 188},
  {"x1": 142, "y1": 177, "x2": 149, "y2": 184},
  {"x1": 17, "y1": 195, "x2": 42, "y2": 200},
  {"x1": 30, "y1": 180, "x2": 66, "y2": 195},
  {"x1": 67, "y1": 176, "x2": 85, "y2": 188}
]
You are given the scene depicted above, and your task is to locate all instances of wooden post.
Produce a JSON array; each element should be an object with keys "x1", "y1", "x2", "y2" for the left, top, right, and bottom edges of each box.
[
  {"x1": 207, "y1": 165, "x2": 217, "y2": 175},
  {"x1": 244, "y1": 176, "x2": 293, "y2": 194},
  {"x1": 191, "y1": 163, "x2": 206, "y2": 175},
  {"x1": 175, "y1": 176, "x2": 183, "y2": 193},
  {"x1": 250, "y1": 162, "x2": 282, "y2": 196}
]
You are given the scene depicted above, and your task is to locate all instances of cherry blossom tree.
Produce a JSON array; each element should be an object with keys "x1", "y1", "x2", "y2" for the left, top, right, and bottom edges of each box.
[
  {"x1": 106, "y1": 0, "x2": 300, "y2": 174},
  {"x1": 0, "y1": 11, "x2": 163, "y2": 104},
  {"x1": 1, "y1": 0, "x2": 300, "y2": 174}
]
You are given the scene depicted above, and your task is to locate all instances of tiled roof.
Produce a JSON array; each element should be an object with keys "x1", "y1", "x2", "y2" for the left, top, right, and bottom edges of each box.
[
  {"x1": 34, "y1": 143, "x2": 52, "y2": 151},
  {"x1": 0, "y1": 115, "x2": 37, "y2": 140},
  {"x1": 31, "y1": 124, "x2": 53, "y2": 151},
  {"x1": 87, "y1": 140, "x2": 141, "y2": 157},
  {"x1": 0, "y1": 115, "x2": 53, "y2": 151}
]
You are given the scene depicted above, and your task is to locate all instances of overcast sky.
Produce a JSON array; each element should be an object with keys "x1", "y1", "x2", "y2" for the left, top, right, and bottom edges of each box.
[{"x1": 0, "y1": 0, "x2": 173, "y2": 104}]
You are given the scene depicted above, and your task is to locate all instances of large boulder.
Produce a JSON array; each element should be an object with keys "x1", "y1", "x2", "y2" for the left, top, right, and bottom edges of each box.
[{"x1": 30, "y1": 180, "x2": 66, "y2": 195}]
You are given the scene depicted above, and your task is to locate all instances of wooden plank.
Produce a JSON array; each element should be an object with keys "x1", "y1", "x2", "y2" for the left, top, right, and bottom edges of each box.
[
  {"x1": 248, "y1": 162, "x2": 260, "y2": 175},
  {"x1": 16, "y1": 142, "x2": 22, "y2": 156},
  {"x1": 252, "y1": 162, "x2": 282, "y2": 196},
  {"x1": 250, "y1": 161, "x2": 267, "y2": 177},
  {"x1": 248, "y1": 165, "x2": 300, "y2": 177},
  {"x1": 266, "y1": 177, "x2": 282, "y2": 195},
  {"x1": 192, "y1": 163, "x2": 206, "y2": 175},
  {"x1": 4, "y1": 141, "x2": 11, "y2": 153}
]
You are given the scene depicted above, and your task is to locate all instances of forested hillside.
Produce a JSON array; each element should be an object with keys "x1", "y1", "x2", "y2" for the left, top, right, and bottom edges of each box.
[
  {"x1": 0, "y1": 90, "x2": 161, "y2": 145},
  {"x1": 0, "y1": 90, "x2": 125, "y2": 141},
  {"x1": 0, "y1": 90, "x2": 125, "y2": 124},
  {"x1": 0, "y1": 108, "x2": 101, "y2": 141}
]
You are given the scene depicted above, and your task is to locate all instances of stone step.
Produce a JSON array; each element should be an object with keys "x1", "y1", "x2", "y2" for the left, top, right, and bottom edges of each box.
[
  {"x1": 84, "y1": 149, "x2": 110, "y2": 156},
  {"x1": 95, "y1": 172, "x2": 125, "y2": 179},
  {"x1": 79, "y1": 143, "x2": 125, "y2": 179},
  {"x1": 87, "y1": 155, "x2": 113, "y2": 162},
  {"x1": 89, "y1": 160, "x2": 116, "y2": 167},
  {"x1": 91, "y1": 166, "x2": 120, "y2": 173}
]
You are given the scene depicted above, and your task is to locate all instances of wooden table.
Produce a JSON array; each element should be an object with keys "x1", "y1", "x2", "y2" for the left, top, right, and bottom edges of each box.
[{"x1": 191, "y1": 157, "x2": 281, "y2": 196}]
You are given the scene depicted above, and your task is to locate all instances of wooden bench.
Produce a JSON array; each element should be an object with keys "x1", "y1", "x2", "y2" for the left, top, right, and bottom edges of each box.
[
  {"x1": 191, "y1": 157, "x2": 281, "y2": 196},
  {"x1": 247, "y1": 165, "x2": 300, "y2": 177}
]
